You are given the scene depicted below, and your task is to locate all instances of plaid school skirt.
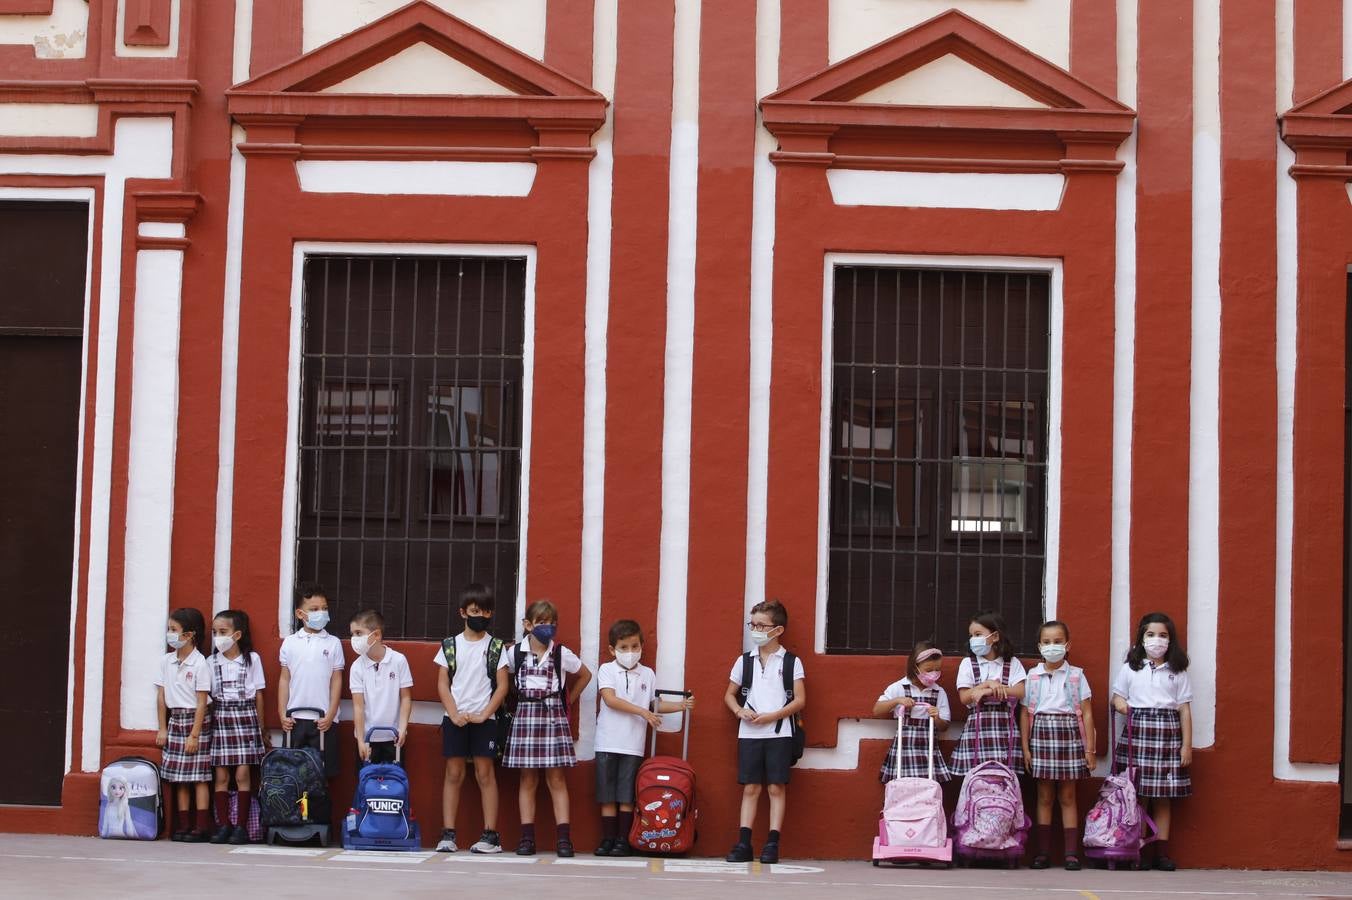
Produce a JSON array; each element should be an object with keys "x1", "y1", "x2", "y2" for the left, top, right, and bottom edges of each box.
[
  {"x1": 210, "y1": 698, "x2": 265, "y2": 768},
  {"x1": 1114, "y1": 707, "x2": 1191, "y2": 798},
  {"x1": 502, "y1": 695, "x2": 576, "y2": 769},
  {"x1": 1029, "y1": 712, "x2": 1089, "y2": 781},
  {"x1": 880, "y1": 721, "x2": 951, "y2": 783},
  {"x1": 950, "y1": 702, "x2": 1023, "y2": 776},
  {"x1": 162, "y1": 708, "x2": 213, "y2": 782}
]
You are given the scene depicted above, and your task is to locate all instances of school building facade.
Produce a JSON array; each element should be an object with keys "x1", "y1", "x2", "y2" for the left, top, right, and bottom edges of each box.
[{"x1": 2, "y1": 0, "x2": 1351, "y2": 867}]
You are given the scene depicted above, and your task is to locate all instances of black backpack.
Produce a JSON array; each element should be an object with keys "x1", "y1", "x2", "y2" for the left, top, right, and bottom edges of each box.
[
  {"x1": 737, "y1": 650, "x2": 806, "y2": 764},
  {"x1": 259, "y1": 744, "x2": 329, "y2": 826},
  {"x1": 442, "y1": 634, "x2": 509, "y2": 760}
]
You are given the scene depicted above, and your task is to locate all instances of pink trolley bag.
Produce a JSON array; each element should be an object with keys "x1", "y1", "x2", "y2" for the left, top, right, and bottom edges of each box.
[
  {"x1": 1083, "y1": 708, "x2": 1157, "y2": 869},
  {"x1": 871, "y1": 710, "x2": 952, "y2": 867},
  {"x1": 952, "y1": 700, "x2": 1029, "y2": 867}
]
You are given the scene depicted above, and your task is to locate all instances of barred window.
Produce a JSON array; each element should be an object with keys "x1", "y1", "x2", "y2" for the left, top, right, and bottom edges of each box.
[
  {"x1": 296, "y1": 255, "x2": 525, "y2": 640},
  {"x1": 826, "y1": 266, "x2": 1050, "y2": 654}
]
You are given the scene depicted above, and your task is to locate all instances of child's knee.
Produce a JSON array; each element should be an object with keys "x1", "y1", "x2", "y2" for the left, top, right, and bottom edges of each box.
[
  {"x1": 444, "y1": 759, "x2": 466, "y2": 784},
  {"x1": 236, "y1": 767, "x2": 252, "y2": 789},
  {"x1": 742, "y1": 783, "x2": 762, "y2": 798},
  {"x1": 766, "y1": 783, "x2": 786, "y2": 798},
  {"x1": 520, "y1": 768, "x2": 539, "y2": 788},
  {"x1": 544, "y1": 768, "x2": 567, "y2": 788},
  {"x1": 473, "y1": 758, "x2": 496, "y2": 784}
]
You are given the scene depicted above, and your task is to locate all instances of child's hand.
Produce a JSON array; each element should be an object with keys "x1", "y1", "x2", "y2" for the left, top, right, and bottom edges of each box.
[
  {"x1": 1112, "y1": 697, "x2": 1130, "y2": 715},
  {"x1": 1085, "y1": 749, "x2": 1096, "y2": 771},
  {"x1": 281, "y1": 716, "x2": 295, "y2": 732},
  {"x1": 989, "y1": 683, "x2": 1009, "y2": 701},
  {"x1": 317, "y1": 715, "x2": 334, "y2": 733},
  {"x1": 926, "y1": 704, "x2": 940, "y2": 720},
  {"x1": 467, "y1": 712, "x2": 486, "y2": 725},
  {"x1": 186, "y1": 735, "x2": 199, "y2": 755},
  {"x1": 735, "y1": 707, "x2": 757, "y2": 721},
  {"x1": 644, "y1": 711, "x2": 663, "y2": 728},
  {"x1": 751, "y1": 712, "x2": 777, "y2": 726},
  {"x1": 898, "y1": 697, "x2": 916, "y2": 709},
  {"x1": 1023, "y1": 749, "x2": 1033, "y2": 770},
  {"x1": 397, "y1": 728, "x2": 407, "y2": 748},
  {"x1": 452, "y1": 712, "x2": 470, "y2": 728},
  {"x1": 1180, "y1": 746, "x2": 1192, "y2": 767},
  {"x1": 155, "y1": 729, "x2": 167, "y2": 748},
  {"x1": 681, "y1": 697, "x2": 695, "y2": 712},
  {"x1": 358, "y1": 740, "x2": 370, "y2": 761}
]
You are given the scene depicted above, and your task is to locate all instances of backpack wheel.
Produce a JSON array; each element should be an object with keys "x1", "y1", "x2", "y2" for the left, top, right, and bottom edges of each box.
[{"x1": 872, "y1": 860, "x2": 880, "y2": 867}]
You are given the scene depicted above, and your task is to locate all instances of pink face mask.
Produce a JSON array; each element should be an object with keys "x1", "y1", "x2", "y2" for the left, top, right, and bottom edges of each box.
[{"x1": 917, "y1": 669, "x2": 942, "y2": 687}]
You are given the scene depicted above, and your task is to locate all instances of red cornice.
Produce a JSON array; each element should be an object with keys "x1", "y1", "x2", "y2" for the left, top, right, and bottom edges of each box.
[
  {"x1": 0, "y1": 78, "x2": 196, "y2": 157},
  {"x1": 0, "y1": 1, "x2": 55, "y2": 12},
  {"x1": 132, "y1": 190, "x2": 201, "y2": 224}
]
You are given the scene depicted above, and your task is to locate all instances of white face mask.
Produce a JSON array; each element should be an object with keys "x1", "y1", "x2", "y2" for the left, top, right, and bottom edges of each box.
[
  {"x1": 1143, "y1": 636, "x2": 1169, "y2": 659},
  {"x1": 166, "y1": 631, "x2": 186, "y2": 650},
  {"x1": 213, "y1": 635, "x2": 236, "y2": 654},
  {"x1": 1038, "y1": 643, "x2": 1067, "y2": 664},
  {"x1": 351, "y1": 634, "x2": 371, "y2": 657},
  {"x1": 616, "y1": 650, "x2": 641, "y2": 670},
  {"x1": 748, "y1": 629, "x2": 772, "y2": 647}
]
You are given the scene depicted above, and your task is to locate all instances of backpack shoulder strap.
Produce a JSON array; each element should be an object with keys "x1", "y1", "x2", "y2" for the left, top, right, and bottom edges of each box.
[
  {"x1": 737, "y1": 652, "x2": 753, "y2": 706},
  {"x1": 1001, "y1": 657, "x2": 1011, "y2": 685},
  {"x1": 552, "y1": 644, "x2": 566, "y2": 702},
  {"x1": 781, "y1": 651, "x2": 796, "y2": 700},
  {"x1": 1068, "y1": 666, "x2": 1083, "y2": 710},
  {"x1": 441, "y1": 637, "x2": 457, "y2": 679},
  {"x1": 512, "y1": 644, "x2": 526, "y2": 687},
  {"x1": 485, "y1": 637, "x2": 504, "y2": 683},
  {"x1": 1027, "y1": 670, "x2": 1041, "y2": 714}
]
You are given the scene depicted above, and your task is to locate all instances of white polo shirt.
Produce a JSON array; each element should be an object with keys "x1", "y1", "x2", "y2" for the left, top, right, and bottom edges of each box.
[
  {"x1": 956, "y1": 655, "x2": 1028, "y2": 693},
  {"x1": 595, "y1": 660, "x2": 656, "y2": 756},
  {"x1": 431, "y1": 633, "x2": 509, "y2": 716},
  {"x1": 1111, "y1": 661, "x2": 1193, "y2": 710},
  {"x1": 279, "y1": 629, "x2": 345, "y2": 720},
  {"x1": 504, "y1": 638, "x2": 582, "y2": 692},
  {"x1": 350, "y1": 647, "x2": 413, "y2": 741},
  {"x1": 1024, "y1": 663, "x2": 1092, "y2": 714},
  {"x1": 878, "y1": 677, "x2": 952, "y2": 722},
  {"x1": 155, "y1": 650, "x2": 211, "y2": 710},
  {"x1": 728, "y1": 647, "x2": 805, "y2": 740},
  {"x1": 211, "y1": 651, "x2": 266, "y2": 702}
]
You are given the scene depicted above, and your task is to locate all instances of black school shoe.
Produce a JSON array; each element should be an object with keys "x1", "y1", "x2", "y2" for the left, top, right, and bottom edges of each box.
[
  {"x1": 1029, "y1": 854, "x2": 1050, "y2": 869},
  {"x1": 171, "y1": 829, "x2": 187, "y2": 842},
  {"x1": 1155, "y1": 855, "x2": 1177, "y2": 871},
  {"x1": 725, "y1": 842, "x2": 754, "y2": 863},
  {"x1": 228, "y1": 825, "x2": 251, "y2": 845},
  {"x1": 515, "y1": 837, "x2": 536, "y2": 856},
  {"x1": 182, "y1": 829, "x2": 210, "y2": 843},
  {"x1": 557, "y1": 839, "x2": 576, "y2": 858},
  {"x1": 759, "y1": 842, "x2": 780, "y2": 865},
  {"x1": 593, "y1": 838, "x2": 615, "y2": 857},
  {"x1": 209, "y1": 825, "x2": 234, "y2": 844},
  {"x1": 608, "y1": 841, "x2": 634, "y2": 857}
]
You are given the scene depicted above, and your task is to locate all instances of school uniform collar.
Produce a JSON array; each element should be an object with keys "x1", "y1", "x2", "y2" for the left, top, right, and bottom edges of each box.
[
  {"x1": 1147, "y1": 660, "x2": 1172, "y2": 672},
  {"x1": 753, "y1": 645, "x2": 787, "y2": 666},
  {"x1": 172, "y1": 649, "x2": 204, "y2": 668}
]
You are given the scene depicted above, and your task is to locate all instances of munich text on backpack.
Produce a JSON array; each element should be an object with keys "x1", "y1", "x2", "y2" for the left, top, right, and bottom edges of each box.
[
  {"x1": 1083, "y1": 708, "x2": 1158, "y2": 869},
  {"x1": 442, "y1": 634, "x2": 509, "y2": 761},
  {"x1": 871, "y1": 710, "x2": 952, "y2": 867},
  {"x1": 737, "y1": 651, "x2": 805, "y2": 764},
  {"x1": 98, "y1": 757, "x2": 162, "y2": 841},
  {"x1": 260, "y1": 706, "x2": 331, "y2": 846},
  {"x1": 343, "y1": 727, "x2": 422, "y2": 851},
  {"x1": 630, "y1": 689, "x2": 698, "y2": 855},
  {"x1": 952, "y1": 701, "x2": 1029, "y2": 867}
]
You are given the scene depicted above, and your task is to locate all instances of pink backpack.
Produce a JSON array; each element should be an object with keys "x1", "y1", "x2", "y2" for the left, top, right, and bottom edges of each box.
[
  {"x1": 878, "y1": 712, "x2": 947, "y2": 849},
  {"x1": 1083, "y1": 709, "x2": 1157, "y2": 867},
  {"x1": 953, "y1": 704, "x2": 1028, "y2": 858}
]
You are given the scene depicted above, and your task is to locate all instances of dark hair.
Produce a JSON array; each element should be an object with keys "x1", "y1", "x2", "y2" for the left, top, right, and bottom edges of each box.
[
  {"x1": 169, "y1": 607, "x2": 207, "y2": 654},
  {"x1": 294, "y1": 582, "x2": 328, "y2": 610},
  {"x1": 351, "y1": 609, "x2": 383, "y2": 631},
  {"x1": 970, "y1": 610, "x2": 1015, "y2": 661},
  {"x1": 213, "y1": 609, "x2": 256, "y2": 668},
  {"x1": 459, "y1": 583, "x2": 495, "y2": 614},
  {"x1": 1038, "y1": 620, "x2": 1071, "y2": 642},
  {"x1": 906, "y1": 640, "x2": 940, "y2": 685},
  {"x1": 1126, "y1": 612, "x2": 1189, "y2": 672},
  {"x1": 749, "y1": 598, "x2": 788, "y2": 628},
  {"x1": 608, "y1": 619, "x2": 642, "y2": 647}
]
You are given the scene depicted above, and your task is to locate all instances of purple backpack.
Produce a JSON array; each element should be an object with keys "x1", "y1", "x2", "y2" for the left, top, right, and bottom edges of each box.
[
  {"x1": 1083, "y1": 709, "x2": 1157, "y2": 868},
  {"x1": 953, "y1": 701, "x2": 1029, "y2": 863}
]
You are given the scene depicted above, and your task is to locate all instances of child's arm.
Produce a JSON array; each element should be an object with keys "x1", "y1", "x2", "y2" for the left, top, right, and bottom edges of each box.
[
  {"x1": 1111, "y1": 693, "x2": 1130, "y2": 714},
  {"x1": 958, "y1": 685, "x2": 988, "y2": 706},
  {"x1": 1005, "y1": 679, "x2": 1026, "y2": 701},
  {"x1": 753, "y1": 677, "x2": 805, "y2": 726},
  {"x1": 155, "y1": 686, "x2": 168, "y2": 748},
  {"x1": 655, "y1": 694, "x2": 695, "y2": 715},
  {"x1": 255, "y1": 689, "x2": 267, "y2": 745},
  {"x1": 1178, "y1": 701, "x2": 1193, "y2": 767},
  {"x1": 1020, "y1": 704, "x2": 1033, "y2": 770},
  {"x1": 567, "y1": 664, "x2": 593, "y2": 706},
  {"x1": 476, "y1": 666, "x2": 510, "y2": 723},
  {"x1": 352, "y1": 692, "x2": 369, "y2": 761},
  {"x1": 725, "y1": 680, "x2": 756, "y2": 720},
  {"x1": 871, "y1": 696, "x2": 913, "y2": 718},
  {"x1": 1080, "y1": 696, "x2": 1096, "y2": 770},
  {"x1": 188, "y1": 689, "x2": 208, "y2": 755},
  {"x1": 602, "y1": 688, "x2": 662, "y2": 728},
  {"x1": 436, "y1": 665, "x2": 464, "y2": 725},
  {"x1": 397, "y1": 687, "x2": 412, "y2": 746},
  {"x1": 278, "y1": 666, "x2": 294, "y2": 731},
  {"x1": 321, "y1": 668, "x2": 341, "y2": 732}
]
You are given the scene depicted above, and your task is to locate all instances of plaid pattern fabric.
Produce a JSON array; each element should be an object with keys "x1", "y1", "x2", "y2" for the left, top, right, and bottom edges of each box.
[
  {"x1": 162, "y1": 708, "x2": 213, "y2": 782},
  {"x1": 879, "y1": 684, "x2": 950, "y2": 782},
  {"x1": 1028, "y1": 712, "x2": 1089, "y2": 781},
  {"x1": 502, "y1": 651, "x2": 576, "y2": 769},
  {"x1": 1114, "y1": 707, "x2": 1191, "y2": 798},
  {"x1": 950, "y1": 701, "x2": 1022, "y2": 775},
  {"x1": 210, "y1": 698, "x2": 265, "y2": 767}
]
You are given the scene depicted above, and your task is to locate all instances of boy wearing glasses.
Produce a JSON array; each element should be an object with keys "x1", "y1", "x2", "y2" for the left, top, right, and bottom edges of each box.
[{"x1": 722, "y1": 599, "x2": 806, "y2": 864}]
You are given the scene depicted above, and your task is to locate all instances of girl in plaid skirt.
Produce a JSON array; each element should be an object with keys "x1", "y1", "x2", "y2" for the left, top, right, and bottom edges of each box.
[
  {"x1": 154, "y1": 607, "x2": 214, "y2": 841},
  {"x1": 951, "y1": 611, "x2": 1027, "y2": 776},
  {"x1": 503, "y1": 600, "x2": 593, "y2": 857},
  {"x1": 1021, "y1": 620, "x2": 1096, "y2": 871},
  {"x1": 873, "y1": 642, "x2": 951, "y2": 783},
  {"x1": 209, "y1": 610, "x2": 266, "y2": 844},
  {"x1": 1111, "y1": 612, "x2": 1192, "y2": 872}
]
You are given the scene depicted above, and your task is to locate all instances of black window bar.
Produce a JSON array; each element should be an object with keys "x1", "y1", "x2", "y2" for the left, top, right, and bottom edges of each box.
[
  {"x1": 825, "y1": 266, "x2": 1050, "y2": 655},
  {"x1": 296, "y1": 255, "x2": 526, "y2": 640}
]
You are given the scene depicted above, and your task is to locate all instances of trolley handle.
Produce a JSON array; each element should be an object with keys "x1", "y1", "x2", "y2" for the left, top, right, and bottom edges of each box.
[
  {"x1": 363, "y1": 725, "x2": 403, "y2": 764},
  {"x1": 648, "y1": 689, "x2": 693, "y2": 760},
  {"x1": 284, "y1": 706, "x2": 328, "y2": 751}
]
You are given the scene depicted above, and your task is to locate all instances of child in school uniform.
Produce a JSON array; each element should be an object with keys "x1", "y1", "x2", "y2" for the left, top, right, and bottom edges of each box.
[
  {"x1": 434, "y1": 583, "x2": 511, "y2": 855},
  {"x1": 278, "y1": 583, "x2": 344, "y2": 777},
  {"x1": 348, "y1": 609, "x2": 413, "y2": 766},
  {"x1": 723, "y1": 599, "x2": 805, "y2": 865},
  {"x1": 593, "y1": 619, "x2": 695, "y2": 856},
  {"x1": 208, "y1": 609, "x2": 266, "y2": 844},
  {"x1": 1111, "y1": 612, "x2": 1192, "y2": 872},
  {"x1": 502, "y1": 599, "x2": 593, "y2": 857},
  {"x1": 1021, "y1": 620, "x2": 1096, "y2": 870},
  {"x1": 952, "y1": 610, "x2": 1027, "y2": 776},
  {"x1": 154, "y1": 607, "x2": 213, "y2": 841},
  {"x1": 873, "y1": 641, "x2": 951, "y2": 784}
]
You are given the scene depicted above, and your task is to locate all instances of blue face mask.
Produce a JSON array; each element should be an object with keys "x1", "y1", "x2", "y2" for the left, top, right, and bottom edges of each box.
[
  {"x1": 969, "y1": 635, "x2": 991, "y2": 656},
  {"x1": 305, "y1": 610, "x2": 330, "y2": 631},
  {"x1": 530, "y1": 623, "x2": 557, "y2": 645}
]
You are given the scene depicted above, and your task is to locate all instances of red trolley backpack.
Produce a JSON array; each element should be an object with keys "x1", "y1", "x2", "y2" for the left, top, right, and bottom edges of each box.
[{"x1": 629, "y1": 689, "x2": 697, "y2": 855}]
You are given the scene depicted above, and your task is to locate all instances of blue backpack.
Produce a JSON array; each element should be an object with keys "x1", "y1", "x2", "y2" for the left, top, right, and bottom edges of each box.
[{"x1": 342, "y1": 728, "x2": 421, "y2": 850}]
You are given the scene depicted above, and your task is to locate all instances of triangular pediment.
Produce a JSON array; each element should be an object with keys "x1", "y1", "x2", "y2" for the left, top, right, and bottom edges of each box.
[
  {"x1": 321, "y1": 42, "x2": 519, "y2": 95},
  {"x1": 853, "y1": 53, "x2": 1051, "y2": 109}
]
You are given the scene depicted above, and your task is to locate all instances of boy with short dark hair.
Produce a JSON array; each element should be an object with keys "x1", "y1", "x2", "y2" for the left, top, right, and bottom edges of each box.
[
  {"x1": 278, "y1": 583, "x2": 343, "y2": 776},
  {"x1": 434, "y1": 584, "x2": 510, "y2": 854},
  {"x1": 722, "y1": 599, "x2": 805, "y2": 864},
  {"x1": 348, "y1": 609, "x2": 413, "y2": 766}
]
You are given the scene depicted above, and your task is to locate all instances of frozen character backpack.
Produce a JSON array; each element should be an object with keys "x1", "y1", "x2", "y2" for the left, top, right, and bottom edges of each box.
[
  {"x1": 98, "y1": 757, "x2": 162, "y2": 841},
  {"x1": 1083, "y1": 709, "x2": 1157, "y2": 868},
  {"x1": 953, "y1": 702, "x2": 1029, "y2": 864}
]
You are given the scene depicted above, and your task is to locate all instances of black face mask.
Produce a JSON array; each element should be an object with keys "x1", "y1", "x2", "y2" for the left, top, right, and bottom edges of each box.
[{"x1": 465, "y1": 615, "x2": 491, "y2": 633}]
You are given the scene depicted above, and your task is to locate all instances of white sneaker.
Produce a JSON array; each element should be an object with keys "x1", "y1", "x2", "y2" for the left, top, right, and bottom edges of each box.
[
  {"x1": 435, "y1": 830, "x2": 458, "y2": 853},
  {"x1": 470, "y1": 831, "x2": 503, "y2": 854}
]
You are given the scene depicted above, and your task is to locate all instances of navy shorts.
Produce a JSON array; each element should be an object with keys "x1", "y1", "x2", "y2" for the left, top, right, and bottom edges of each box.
[
  {"x1": 737, "y1": 737, "x2": 794, "y2": 785},
  {"x1": 442, "y1": 716, "x2": 497, "y2": 759}
]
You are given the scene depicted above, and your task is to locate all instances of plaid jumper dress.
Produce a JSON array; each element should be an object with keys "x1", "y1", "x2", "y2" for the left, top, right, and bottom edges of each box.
[
  {"x1": 879, "y1": 683, "x2": 952, "y2": 783},
  {"x1": 1026, "y1": 666, "x2": 1090, "y2": 781},
  {"x1": 950, "y1": 657, "x2": 1023, "y2": 776},
  {"x1": 209, "y1": 653, "x2": 265, "y2": 768},
  {"x1": 502, "y1": 644, "x2": 577, "y2": 769}
]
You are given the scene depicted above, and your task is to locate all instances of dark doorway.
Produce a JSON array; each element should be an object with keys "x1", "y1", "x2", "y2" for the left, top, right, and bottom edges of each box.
[{"x1": 0, "y1": 200, "x2": 87, "y2": 805}]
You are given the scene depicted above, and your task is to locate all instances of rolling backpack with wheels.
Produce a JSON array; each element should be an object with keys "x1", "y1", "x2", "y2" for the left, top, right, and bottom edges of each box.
[
  {"x1": 259, "y1": 706, "x2": 331, "y2": 845},
  {"x1": 629, "y1": 689, "x2": 697, "y2": 855},
  {"x1": 872, "y1": 709, "x2": 952, "y2": 866},
  {"x1": 343, "y1": 727, "x2": 422, "y2": 851},
  {"x1": 98, "y1": 756, "x2": 162, "y2": 841},
  {"x1": 953, "y1": 701, "x2": 1029, "y2": 865},
  {"x1": 1084, "y1": 708, "x2": 1158, "y2": 868}
]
